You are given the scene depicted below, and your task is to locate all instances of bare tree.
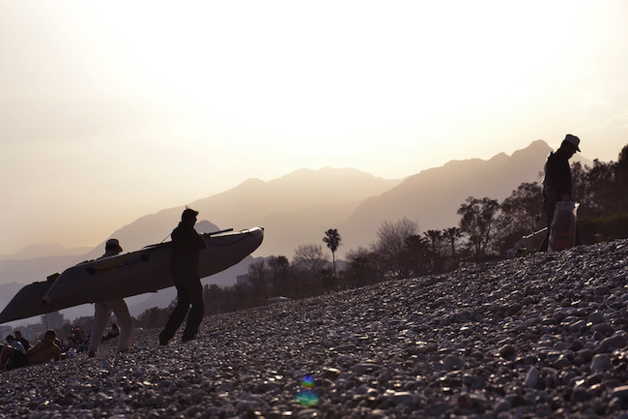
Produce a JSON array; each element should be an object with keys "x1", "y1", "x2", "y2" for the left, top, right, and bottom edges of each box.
[
  {"x1": 293, "y1": 244, "x2": 328, "y2": 273},
  {"x1": 372, "y1": 217, "x2": 419, "y2": 278},
  {"x1": 247, "y1": 259, "x2": 267, "y2": 298}
]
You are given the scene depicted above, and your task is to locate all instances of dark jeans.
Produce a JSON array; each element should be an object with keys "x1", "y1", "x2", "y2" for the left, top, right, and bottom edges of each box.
[
  {"x1": 161, "y1": 272, "x2": 204, "y2": 341},
  {"x1": 539, "y1": 201, "x2": 581, "y2": 252}
]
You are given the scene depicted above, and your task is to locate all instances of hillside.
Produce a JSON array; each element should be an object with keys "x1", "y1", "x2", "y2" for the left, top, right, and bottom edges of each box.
[
  {"x1": 1, "y1": 240, "x2": 626, "y2": 417},
  {"x1": 74, "y1": 167, "x2": 401, "y2": 261},
  {"x1": 66, "y1": 140, "x2": 591, "y2": 261},
  {"x1": 339, "y1": 140, "x2": 590, "y2": 253}
]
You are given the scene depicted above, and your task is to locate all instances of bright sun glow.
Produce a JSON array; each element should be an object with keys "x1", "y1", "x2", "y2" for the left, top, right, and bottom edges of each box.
[
  {"x1": 1, "y1": 0, "x2": 627, "y2": 254},
  {"x1": 82, "y1": 1, "x2": 581, "y2": 141}
]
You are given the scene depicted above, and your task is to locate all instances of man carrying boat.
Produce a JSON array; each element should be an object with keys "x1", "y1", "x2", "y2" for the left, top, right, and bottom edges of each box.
[
  {"x1": 88, "y1": 238, "x2": 134, "y2": 357},
  {"x1": 159, "y1": 208, "x2": 207, "y2": 345}
]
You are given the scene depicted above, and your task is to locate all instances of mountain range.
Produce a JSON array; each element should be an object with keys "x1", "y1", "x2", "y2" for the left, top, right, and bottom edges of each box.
[
  {"x1": 0, "y1": 139, "x2": 593, "y2": 324},
  {"x1": 87, "y1": 139, "x2": 591, "y2": 260}
]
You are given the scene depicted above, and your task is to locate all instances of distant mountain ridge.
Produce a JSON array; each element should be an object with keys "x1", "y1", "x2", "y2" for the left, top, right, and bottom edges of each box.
[
  {"x1": 1, "y1": 140, "x2": 596, "y2": 323},
  {"x1": 4, "y1": 140, "x2": 594, "y2": 263},
  {"x1": 338, "y1": 140, "x2": 591, "y2": 253},
  {"x1": 339, "y1": 140, "x2": 561, "y2": 251}
]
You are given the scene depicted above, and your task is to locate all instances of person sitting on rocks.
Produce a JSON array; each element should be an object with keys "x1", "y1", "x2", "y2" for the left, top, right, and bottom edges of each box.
[
  {"x1": 14, "y1": 330, "x2": 30, "y2": 351},
  {"x1": 5, "y1": 335, "x2": 26, "y2": 354},
  {"x1": 102, "y1": 323, "x2": 120, "y2": 342},
  {"x1": 69, "y1": 325, "x2": 86, "y2": 351},
  {"x1": 0, "y1": 330, "x2": 61, "y2": 371}
]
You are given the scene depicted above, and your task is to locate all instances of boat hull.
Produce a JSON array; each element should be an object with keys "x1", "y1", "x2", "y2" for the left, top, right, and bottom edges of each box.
[{"x1": 0, "y1": 227, "x2": 263, "y2": 324}]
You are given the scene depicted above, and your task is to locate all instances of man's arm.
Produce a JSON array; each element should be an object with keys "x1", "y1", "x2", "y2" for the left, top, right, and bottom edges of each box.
[
  {"x1": 25, "y1": 341, "x2": 43, "y2": 356},
  {"x1": 192, "y1": 230, "x2": 207, "y2": 249}
]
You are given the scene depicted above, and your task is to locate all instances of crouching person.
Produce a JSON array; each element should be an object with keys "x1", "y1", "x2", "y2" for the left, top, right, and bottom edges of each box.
[{"x1": 1, "y1": 330, "x2": 61, "y2": 371}]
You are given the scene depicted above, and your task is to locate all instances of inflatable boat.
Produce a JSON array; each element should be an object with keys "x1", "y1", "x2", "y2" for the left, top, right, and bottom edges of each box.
[{"x1": 0, "y1": 227, "x2": 264, "y2": 324}]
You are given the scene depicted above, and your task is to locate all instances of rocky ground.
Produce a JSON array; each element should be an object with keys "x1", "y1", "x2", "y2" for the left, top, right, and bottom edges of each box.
[{"x1": 1, "y1": 239, "x2": 628, "y2": 418}]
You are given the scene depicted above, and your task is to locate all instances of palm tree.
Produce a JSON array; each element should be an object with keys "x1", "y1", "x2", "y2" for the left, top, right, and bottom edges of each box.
[
  {"x1": 424, "y1": 229, "x2": 442, "y2": 273},
  {"x1": 443, "y1": 227, "x2": 461, "y2": 266},
  {"x1": 425, "y1": 230, "x2": 442, "y2": 255},
  {"x1": 405, "y1": 234, "x2": 430, "y2": 277},
  {"x1": 322, "y1": 229, "x2": 342, "y2": 277}
]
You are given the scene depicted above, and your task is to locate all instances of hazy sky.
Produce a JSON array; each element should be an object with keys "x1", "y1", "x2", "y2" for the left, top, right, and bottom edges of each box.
[{"x1": 1, "y1": 1, "x2": 628, "y2": 255}]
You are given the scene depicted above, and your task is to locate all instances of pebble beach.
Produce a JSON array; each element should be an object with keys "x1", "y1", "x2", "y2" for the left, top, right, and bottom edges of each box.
[{"x1": 2, "y1": 239, "x2": 628, "y2": 418}]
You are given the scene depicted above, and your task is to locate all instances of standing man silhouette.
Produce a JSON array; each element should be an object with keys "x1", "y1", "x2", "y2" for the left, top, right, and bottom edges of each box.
[
  {"x1": 539, "y1": 134, "x2": 582, "y2": 251},
  {"x1": 159, "y1": 208, "x2": 207, "y2": 345}
]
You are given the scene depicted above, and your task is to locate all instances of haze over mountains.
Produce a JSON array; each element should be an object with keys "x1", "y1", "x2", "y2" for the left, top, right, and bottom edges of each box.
[
  {"x1": 78, "y1": 139, "x2": 594, "y2": 262},
  {"x1": 0, "y1": 140, "x2": 594, "y2": 324},
  {"x1": 3, "y1": 139, "x2": 596, "y2": 269},
  {"x1": 342, "y1": 139, "x2": 557, "y2": 244}
]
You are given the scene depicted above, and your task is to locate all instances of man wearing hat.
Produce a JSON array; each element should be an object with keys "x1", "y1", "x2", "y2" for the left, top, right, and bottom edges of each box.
[
  {"x1": 539, "y1": 134, "x2": 582, "y2": 251},
  {"x1": 87, "y1": 238, "x2": 134, "y2": 357}
]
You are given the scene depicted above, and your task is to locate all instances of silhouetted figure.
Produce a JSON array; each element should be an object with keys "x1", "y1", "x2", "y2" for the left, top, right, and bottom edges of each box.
[
  {"x1": 13, "y1": 330, "x2": 30, "y2": 351},
  {"x1": 69, "y1": 325, "x2": 86, "y2": 351},
  {"x1": 539, "y1": 134, "x2": 582, "y2": 251},
  {"x1": 159, "y1": 208, "x2": 207, "y2": 345},
  {"x1": 88, "y1": 239, "x2": 134, "y2": 357},
  {"x1": 102, "y1": 323, "x2": 120, "y2": 342},
  {"x1": 5, "y1": 335, "x2": 25, "y2": 354}
]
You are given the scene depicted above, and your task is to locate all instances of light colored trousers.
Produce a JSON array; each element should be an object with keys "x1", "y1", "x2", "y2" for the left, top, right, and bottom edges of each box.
[{"x1": 88, "y1": 299, "x2": 133, "y2": 353}]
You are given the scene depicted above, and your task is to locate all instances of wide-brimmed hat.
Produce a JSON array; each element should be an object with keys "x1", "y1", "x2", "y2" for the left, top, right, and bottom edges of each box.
[
  {"x1": 105, "y1": 238, "x2": 123, "y2": 253},
  {"x1": 564, "y1": 134, "x2": 581, "y2": 152}
]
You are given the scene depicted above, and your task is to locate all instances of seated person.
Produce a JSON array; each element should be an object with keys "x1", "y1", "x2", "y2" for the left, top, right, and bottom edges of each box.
[
  {"x1": 0, "y1": 330, "x2": 61, "y2": 371},
  {"x1": 102, "y1": 323, "x2": 120, "y2": 342},
  {"x1": 14, "y1": 330, "x2": 30, "y2": 351},
  {"x1": 5, "y1": 335, "x2": 26, "y2": 354}
]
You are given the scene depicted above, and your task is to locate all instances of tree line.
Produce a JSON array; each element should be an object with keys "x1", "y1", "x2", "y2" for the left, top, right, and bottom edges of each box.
[{"x1": 127, "y1": 143, "x2": 628, "y2": 330}]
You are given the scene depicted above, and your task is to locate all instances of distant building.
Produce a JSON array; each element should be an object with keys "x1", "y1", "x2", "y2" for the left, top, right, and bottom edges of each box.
[
  {"x1": 0, "y1": 325, "x2": 11, "y2": 340},
  {"x1": 42, "y1": 311, "x2": 65, "y2": 331},
  {"x1": 22, "y1": 323, "x2": 45, "y2": 343}
]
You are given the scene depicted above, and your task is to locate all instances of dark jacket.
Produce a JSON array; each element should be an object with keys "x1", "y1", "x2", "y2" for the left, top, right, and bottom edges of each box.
[
  {"x1": 18, "y1": 337, "x2": 30, "y2": 351},
  {"x1": 543, "y1": 149, "x2": 572, "y2": 205},
  {"x1": 170, "y1": 222, "x2": 207, "y2": 274}
]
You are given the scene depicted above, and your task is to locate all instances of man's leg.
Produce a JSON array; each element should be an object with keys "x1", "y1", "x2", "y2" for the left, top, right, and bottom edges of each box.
[
  {"x1": 160, "y1": 281, "x2": 191, "y2": 344},
  {"x1": 0, "y1": 345, "x2": 14, "y2": 370},
  {"x1": 182, "y1": 274, "x2": 204, "y2": 341},
  {"x1": 538, "y1": 202, "x2": 554, "y2": 252},
  {"x1": 89, "y1": 301, "x2": 112, "y2": 356},
  {"x1": 575, "y1": 223, "x2": 582, "y2": 246},
  {"x1": 111, "y1": 299, "x2": 134, "y2": 352}
]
